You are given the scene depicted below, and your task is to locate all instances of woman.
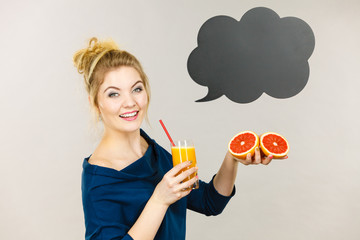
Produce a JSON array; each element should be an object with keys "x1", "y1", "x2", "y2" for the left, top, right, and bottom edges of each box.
[{"x1": 73, "y1": 37, "x2": 275, "y2": 240}]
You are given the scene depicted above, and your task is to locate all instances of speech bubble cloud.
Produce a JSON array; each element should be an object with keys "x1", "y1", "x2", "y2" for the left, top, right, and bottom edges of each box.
[{"x1": 187, "y1": 7, "x2": 315, "y2": 103}]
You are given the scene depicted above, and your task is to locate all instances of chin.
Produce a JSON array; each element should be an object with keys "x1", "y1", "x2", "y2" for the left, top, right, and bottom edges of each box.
[{"x1": 119, "y1": 119, "x2": 144, "y2": 133}]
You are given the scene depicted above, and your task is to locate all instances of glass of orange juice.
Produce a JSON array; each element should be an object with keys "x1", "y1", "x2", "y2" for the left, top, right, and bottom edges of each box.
[{"x1": 171, "y1": 140, "x2": 199, "y2": 189}]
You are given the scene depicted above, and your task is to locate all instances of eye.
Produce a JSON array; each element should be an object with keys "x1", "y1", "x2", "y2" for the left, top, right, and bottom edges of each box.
[
  {"x1": 133, "y1": 87, "x2": 143, "y2": 93},
  {"x1": 108, "y1": 92, "x2": 119, "y2": 98}
]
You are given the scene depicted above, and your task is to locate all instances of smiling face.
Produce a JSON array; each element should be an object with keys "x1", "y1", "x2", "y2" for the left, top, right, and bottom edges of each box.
[{"x1": 97, "y1": 66, "x2": 148, "y2": 134}]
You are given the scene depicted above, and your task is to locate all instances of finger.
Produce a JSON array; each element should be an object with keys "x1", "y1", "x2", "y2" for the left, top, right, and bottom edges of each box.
[
  {"x1": 268, "y1": 155, "x2": 288, "y2": 160},
  {"x1": 176, "y1": 175, "x2": 198, "y2": 192},
  {"x1": 245, "y1": 153, "x2": 252, "y2": 165},
  {"x1": 262, "y1": 155, "x2": 273, "y2": 165},
  {"x1": 176, "y1": 187, "x2": 192, "y2": 200},
  {"x1": 174, "y1": 166, "x2": 198, "y2": 184},
  {"x1": 254, "y1": 147, "x2": 261, "y2": 164},
  {"x1": 232, "y1": 156, "x2": 248, "y2": 165},
  {"x1": 166, "y1": 161, "x2": 192, "y2": 177},
  {"x1": 259, "y1": 147, "x2": 266, "y2": 158},
  {"x1": 233, "y1": 157, "x2": 246, "y2": 164}
]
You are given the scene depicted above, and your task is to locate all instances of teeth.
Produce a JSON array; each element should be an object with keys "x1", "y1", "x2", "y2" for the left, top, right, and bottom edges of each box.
[{"x1": 120, "y1": 111, "x2": 138, "y2": 118}]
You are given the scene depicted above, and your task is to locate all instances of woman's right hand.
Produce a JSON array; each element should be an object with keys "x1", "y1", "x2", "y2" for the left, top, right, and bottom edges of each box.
[
  {"x1": 128, "y1": 161, "x2": 198, "y2": 239},
  {"x1": 151, "y1": 161, "x2": 198, "y2": 207}
]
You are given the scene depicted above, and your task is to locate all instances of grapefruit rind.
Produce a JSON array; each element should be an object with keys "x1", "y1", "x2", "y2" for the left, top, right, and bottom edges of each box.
[
  {"x1": 259, "y1": 132, "x2": 289, "y2": 158},
  {"x1": 228, "y1": 131, "x2": 259, "y2": 159}
]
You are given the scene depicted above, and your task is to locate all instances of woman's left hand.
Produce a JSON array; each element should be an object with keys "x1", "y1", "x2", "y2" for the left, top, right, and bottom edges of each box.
[{"x1": 231, "y1": 147, "x2": 288, "y2": 165}]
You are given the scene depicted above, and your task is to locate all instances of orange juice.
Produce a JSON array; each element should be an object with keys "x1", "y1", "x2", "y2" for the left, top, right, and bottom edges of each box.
[{"x1": 171, "y1": 146, "x2": 198, "y2": 188}]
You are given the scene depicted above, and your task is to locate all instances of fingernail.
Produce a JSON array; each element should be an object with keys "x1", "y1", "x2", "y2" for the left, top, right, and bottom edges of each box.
[
  {"x1": 284, "y1": 156, "x2": 288, "y2": 159},
  {"x1": 188, "y1": 161, "x2": 193, "y2": 164},
  {"x1": 256, "y1": 147, "x2": 259, "y2": 150},
  {"x1": 269, "y1": 155, "x2": 273, "y2": 159}
]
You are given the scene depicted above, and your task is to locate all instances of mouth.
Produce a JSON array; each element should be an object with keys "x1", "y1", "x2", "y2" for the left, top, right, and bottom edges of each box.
[{"x1": 119, "y1": 111, "x2": 139, "y2": 120}]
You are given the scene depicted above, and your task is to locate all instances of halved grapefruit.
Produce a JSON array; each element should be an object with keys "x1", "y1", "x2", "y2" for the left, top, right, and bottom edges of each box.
[
  {"x1": 259, "y1": 132, "x2": 289, "y2": 158},
  {"x1": 228, "y1": 131, "x2": 259, "y2": 159}
]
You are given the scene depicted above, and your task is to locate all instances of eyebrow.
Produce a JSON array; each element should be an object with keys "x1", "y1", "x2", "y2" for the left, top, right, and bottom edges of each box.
[{"x1": 103, "y1": 80, "x2": 143, "y2": 93}]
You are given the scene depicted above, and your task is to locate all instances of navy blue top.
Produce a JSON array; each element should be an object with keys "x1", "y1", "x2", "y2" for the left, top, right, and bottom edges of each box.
[{"x1": 82, "y1": 129, "x2": 235, "y2": 240}]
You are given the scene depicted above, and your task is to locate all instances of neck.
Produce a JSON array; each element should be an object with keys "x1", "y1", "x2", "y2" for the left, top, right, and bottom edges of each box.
[{"x1": 97, "y1": 128, "x2": 146, "y2": 161}]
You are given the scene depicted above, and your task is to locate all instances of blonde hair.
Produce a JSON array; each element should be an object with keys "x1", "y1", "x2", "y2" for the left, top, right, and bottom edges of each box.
[{"x1": 73, "y1": 37, "x2": 150, "y2": 120}]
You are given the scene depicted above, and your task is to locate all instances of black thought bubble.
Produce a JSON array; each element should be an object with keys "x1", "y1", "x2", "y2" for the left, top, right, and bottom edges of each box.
[{"x1": 187, "y1": 7, "x2": 315, "y2": 103}]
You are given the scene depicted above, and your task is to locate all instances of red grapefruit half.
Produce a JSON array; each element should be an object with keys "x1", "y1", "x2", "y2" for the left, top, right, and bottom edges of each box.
[
  {"x1": 228, "y1": 131, "x2": 259, "y2": 159},
  {"x1": 260, "y1": 132, "x2": 289, "y2": 158}
]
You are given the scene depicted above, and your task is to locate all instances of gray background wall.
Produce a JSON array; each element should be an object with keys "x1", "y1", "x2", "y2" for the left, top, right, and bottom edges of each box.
[{"x1": 1, "y1": 0, "x2": 359, "y2": 239}]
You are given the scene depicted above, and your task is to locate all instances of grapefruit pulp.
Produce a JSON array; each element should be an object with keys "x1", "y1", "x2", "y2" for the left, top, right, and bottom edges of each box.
[
  {"x1": 259, "y1": 132, "x2": 289, "y2": 158},
  {"x1": 228, "y1": 131, "x2": 259, "y2": 159}
]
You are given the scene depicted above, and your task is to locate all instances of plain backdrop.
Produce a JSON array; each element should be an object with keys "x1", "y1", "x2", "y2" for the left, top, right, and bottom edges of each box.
[{"x1": 1, "y1": 0, "x2": 359, "y2": 239}]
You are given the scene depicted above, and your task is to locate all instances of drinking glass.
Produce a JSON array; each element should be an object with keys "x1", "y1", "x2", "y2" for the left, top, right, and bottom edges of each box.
[{"x1": 171, "y1": 140, "x2": 199, "y2": 189}]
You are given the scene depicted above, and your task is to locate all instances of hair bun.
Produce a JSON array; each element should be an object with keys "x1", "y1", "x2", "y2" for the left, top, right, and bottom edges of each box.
[{"x1": 73, "y1": 37, "x2": 119, "y2": 81}]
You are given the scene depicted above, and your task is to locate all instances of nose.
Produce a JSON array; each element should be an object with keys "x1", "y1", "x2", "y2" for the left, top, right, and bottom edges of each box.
[{"x1": 123, "y1": 93, "x2": 136, "y2": 108}]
